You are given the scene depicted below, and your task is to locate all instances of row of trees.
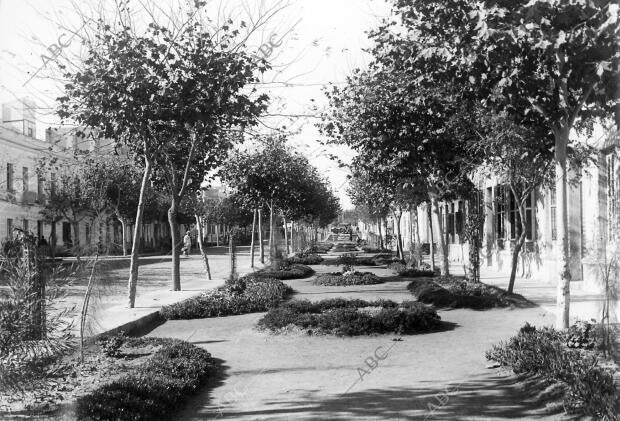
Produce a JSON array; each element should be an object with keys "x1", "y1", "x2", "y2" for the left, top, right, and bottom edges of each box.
[
  {"x1": 55, "y1": 1, "x2": 272, "y2": 307},
  {"x1": 322, "y1": 0, "x2": 619, "y2": 328},
  {"x1": 220, "y1": 136, "x2": 341, "y2": 268}
]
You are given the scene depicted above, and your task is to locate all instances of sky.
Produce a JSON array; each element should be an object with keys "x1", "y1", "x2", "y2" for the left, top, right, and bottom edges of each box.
[{"x1": 0, "y1": 0, "x2": 393, "y2": 209}]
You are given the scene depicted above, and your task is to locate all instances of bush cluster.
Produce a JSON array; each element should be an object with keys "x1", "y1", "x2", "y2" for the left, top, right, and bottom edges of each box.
[
  {"x1": 486, "y1": 324, "x2": 620, "y2": 419},
  {"x1": 284, "y1": 253, "x2": 324, "y2": 265},
  {"x1": 76, "y1": 338, "x2": 217, "y2": 421},
  {"x1": 361, "y1": 247, "x2": 392, "y2": 253},
  {"x1": 331, "y1": 243, "x2": 358, "y2": 253},
  {"x1": 160, "y1": 276, "x2": 293, "y2": 320},
  {"x1": 254, "y1": 264, "x2": 314, "y2": 280},
  {"x1": 387, "y1": 262, "x2": 435, "y2": 278},
  {"x1": 407, "y1": 276, "x2": 522, "y2": 309},
  {"x1": 257, "y1": 298, "x2": 441, "y2": 336},
  {"x1": 305, "y1": 243, "x2": 332, "y2": 254},
  {"x1": 313, "y1": 271, "x2": 383, "y2": 286}
]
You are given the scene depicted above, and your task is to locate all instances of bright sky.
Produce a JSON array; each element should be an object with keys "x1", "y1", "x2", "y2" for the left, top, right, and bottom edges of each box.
[{"x1": 0, "y1": 0, "x2": 392, "y2": 209}]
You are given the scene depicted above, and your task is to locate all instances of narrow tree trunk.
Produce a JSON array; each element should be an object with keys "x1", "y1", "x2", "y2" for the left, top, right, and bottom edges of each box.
[
  {"x1": 378, "y1": 219, "x2": 384, "y2": 249},
  {"x1": 555, "y1": 127, "x2": 571, "y2": 328},
  {"x1": 127, "y1": 159, "x2": 151, "y2": 308},
  {"x1": 168, "y1": 195, "x2": 181, "y2": 291},
  {"x1": 120, "y1": 218, "x2": 127, "y2": 257},
  {"x1": 413, "y1": 209, "x2": 422, "y2": 266},
  {"x1": 428, "y1": 204, "x2": 436, "y2": 272},
  {"x1": 258, "y1": 209, "x2": 264, "y2": 264},
  {"x1": 195, "y1": 214, "x2": 211, "y2": 279},
  {"x1": 430, "y1": 195, "x2": 449, "y2": 276},
  {"x1": 250, "y1": 209, "x2": 256, "y2": 268},
  {"x1": 507, "y1": 186, "x2": 530, "y2": 294},
  {"x1": 216, "y1": 224, "x2": 219, "y2": 247},
  {"x1": 393, "y1": 210, "x2": 404, "y2": 260}
]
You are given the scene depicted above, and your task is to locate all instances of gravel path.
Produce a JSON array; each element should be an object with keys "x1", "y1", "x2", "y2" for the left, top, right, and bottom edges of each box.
[{"x1": 146, "y1": 260, "x2": 568, "y2": 420}]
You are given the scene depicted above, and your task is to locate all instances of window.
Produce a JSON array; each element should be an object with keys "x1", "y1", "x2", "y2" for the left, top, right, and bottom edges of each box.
[
  {"x1": 85, "y1": 224, "x2": 91, "y2": 245},
  {"x1": 495, "y1": 185, "x2": 506, "y2": 240},
  {"x1": 525, "y1": 192, "x2": 535, "y2": 241},
  {"x1": 6, "y1": 163, "x2": 14, "y2": 192},
  {"x1": 37, "y1": 174, "x2": 44, "y2": 199},
  {"x1": 50, "y1": 172, "x2": 56, "y2": 195},
  {"x1": 7, "y1": 218, "x2": 13, "y2": 238},
  {"x1": 22, "y1": 167, "x2": 29, "y2": 192},
  {"x1": 550, "y1": 187, "x2": 557, "y2": 241}
]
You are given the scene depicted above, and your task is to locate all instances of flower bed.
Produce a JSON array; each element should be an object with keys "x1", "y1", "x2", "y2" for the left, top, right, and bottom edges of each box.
[
  {"x1": 257, "y1": 298, "x2": 441, "y2": 336},
  {"x1": 284, "y1": 253, "x2": 324, "y2": 265},
  {"x1": 313, "y1": 271, "x2": 383, "y2": 286},
  {"x1": 76, "y1": 337, "x2": 218, "y2": 421},
  {"x1": 331, "y1": 243, "x2": 359, "y2": 253},
  {"x1": 160, "y1": 276, "x2": 293, "y2": 320},
  {"x1": 254, "y1": 264, "x2": 314, "y2": 280},
  {"x1": 407, "y1": 276, "x2": 528, "y2": 309},
  {"x1": 486, "y1": 324, "x2": 620, "y2": 419},
  {"x1": 387, "y1": 262, "x2": 435, "y2": 278}
]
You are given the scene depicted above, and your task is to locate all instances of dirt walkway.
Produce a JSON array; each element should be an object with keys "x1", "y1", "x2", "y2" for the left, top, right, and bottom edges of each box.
[{"x1": 146, "y1": 262, "x2": 567, "y2": 420}]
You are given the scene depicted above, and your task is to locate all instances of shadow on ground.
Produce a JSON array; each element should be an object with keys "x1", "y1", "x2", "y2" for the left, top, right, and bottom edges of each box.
[{"x1": 201, "y1": 374, "x2": 573, "y2": 420}]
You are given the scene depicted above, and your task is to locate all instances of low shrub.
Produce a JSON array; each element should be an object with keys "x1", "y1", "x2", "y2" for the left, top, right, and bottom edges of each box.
[
  {"x1": 161, "y1": 276, "x2": 293, "y2": 320},
  {"x1": 254, "y1": 264, "x2": 314, "y2": 280},
  {"x1": 486, "y1": 324, "x2": 620, "y2": 419},
  {"x1": 305, "y1": 243, "x2": 332, "y2": 254},
  {"x1": 331, "y1": 243, "x2": 358, "y2": 253},
  {"x1": 314, "y1": 271, "x2": 383, "y2": 286},
  {"x1": 407, "y1": 277, "x2": 520, "y2": 309},
  {"x1": 257, "y1": 298, "x2": 440, "y2": 336},
  {"x1": 284, "y1": 253, "x2": 324, "y2": 265},
  {"x1": 361, "y1": 247, "x2": 392, "y2": 253},
  {"x1": 387, "y1": 262, "x2": 435, "y2": 278},
  {"x1": 76, "y1": 338, "x2": 217, "y2": 421}
]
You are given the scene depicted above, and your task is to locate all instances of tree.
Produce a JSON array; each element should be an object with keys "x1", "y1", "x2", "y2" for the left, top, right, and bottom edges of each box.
[
  {"x1": 372, "y1": 0, "x2": 619, "y2": 328},
  {"x1": 58, "y1": 4, "x2": 269, "y2": 303},
  {"x1": 38, "y1": 155, "x2": 101, "y2": 254},
  {"x1": 472, "y1": 110, "x2": 555, "y2": 292},
  {"x1": 322, "y1": 66, "x2": 476, "y2": 274}
]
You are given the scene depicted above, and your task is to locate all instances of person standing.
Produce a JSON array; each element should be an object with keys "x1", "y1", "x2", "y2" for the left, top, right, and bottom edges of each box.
[{"x1": 182, "y1": 231, "x2": 192, "y2": 256}]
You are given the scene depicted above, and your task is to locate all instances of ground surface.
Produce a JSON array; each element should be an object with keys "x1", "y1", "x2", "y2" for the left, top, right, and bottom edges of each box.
[{"x1": 147, "y1": 258, "x2": 568, "y2": 420}]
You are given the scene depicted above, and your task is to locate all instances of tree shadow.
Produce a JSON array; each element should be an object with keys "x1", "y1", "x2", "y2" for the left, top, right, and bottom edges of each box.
[{"x1": 205, "y1": 374, "x2": 574, "y2": 420}]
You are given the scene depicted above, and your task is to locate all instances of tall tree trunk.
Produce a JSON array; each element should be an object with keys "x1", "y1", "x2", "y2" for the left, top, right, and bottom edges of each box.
[
  {"x1": 119, "y1": 217, "x2": 127, "y2": 256},
  {"x1": 258, "y1": 209, "x2": 264, "y2": 264},
  {"x1": 428, "y1": 204, "x2": 436, "y2": 272},
  {"x1": 392, "y1": 210, "x2": 404, "y2": 260},
  {"x1": 283, "y1": 216, "x2": 289, "y2": 255},
  {"x1": 269, "y1": 200, "x2": 277, "y2": 269},
  {"x1": 378, "y1": 218, "x2": 384, "y2": 249},
  {"x1": 414, "y1": 209, "x2": 422, "y2": 266},
  {"x1": 250, "y1": 209, "x2": 256, "y2": 268},
  {"x1": 195, "y1": 214, "x2": 211, "y2": 279},
  {"x1": 555, "y1": 127, "x2": 571, "y2": 328},
  {"x1": 507, "y1": 186, "x2": 530, "y2": 294},
  {"x1": 127, "y1": 159, "x2": 151, "y2": 308},
  {"x1": 215, "y1": 224, "x2": 219, "y2": 247},
  {"x1": 168, "y1": 195, "x2": 181, "y2": 291},
  {"x1": 430, "y1": 195, "x2": 449, "y2": 276}
]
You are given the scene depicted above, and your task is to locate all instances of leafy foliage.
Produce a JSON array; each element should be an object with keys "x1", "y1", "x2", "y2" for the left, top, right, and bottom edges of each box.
[
  {"x1": 75, "y1": 338, "x2": 217, "y2": 421},
  {"x1": 486, "y1": 324, "x2": 620, "y2": 419},
  {"x1": 257, "y1": 298, "x2": 441, "y2": 336},
  {"x1": 160, "y1": 276, "x2": 293, "y2": 320},
  {"x1": 407, "y1": 276, "x2": 528, "y2": 309},
  {"x1": 313, "y1": 271, "x2": 383, "y2": 286},
  {"x1": 254, "y1": 264, "x2": 315, "y2": 280}
]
